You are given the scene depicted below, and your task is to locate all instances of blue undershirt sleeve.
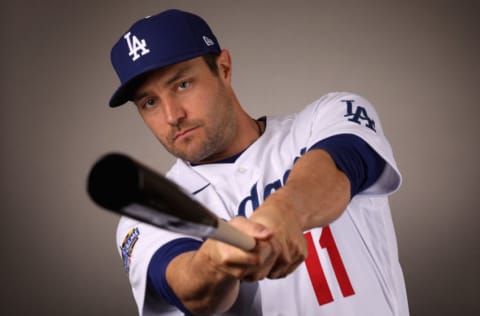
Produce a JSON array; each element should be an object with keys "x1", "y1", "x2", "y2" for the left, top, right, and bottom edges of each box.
[
  {"x1": 308, "y1": 134, "x2": 386, "y2": 197},
  {"x1": 147, "y1": 237, "x2": 202, "y2": 315}
]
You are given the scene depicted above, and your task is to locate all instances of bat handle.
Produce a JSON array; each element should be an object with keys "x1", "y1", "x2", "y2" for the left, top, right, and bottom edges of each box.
[{"x1": 210, "y1": 220, "x2": 256, "y2": 251}]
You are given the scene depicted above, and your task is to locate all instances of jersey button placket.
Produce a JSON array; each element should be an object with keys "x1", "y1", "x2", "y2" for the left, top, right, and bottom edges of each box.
[{"x1": 237, "y1": 166, "x2": 247, "y2": 174}]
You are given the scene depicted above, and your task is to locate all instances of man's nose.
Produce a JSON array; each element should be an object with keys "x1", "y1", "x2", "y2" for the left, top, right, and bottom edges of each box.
[{"x1": 164, "y1": 99, "x2": 186, "y2": 125}]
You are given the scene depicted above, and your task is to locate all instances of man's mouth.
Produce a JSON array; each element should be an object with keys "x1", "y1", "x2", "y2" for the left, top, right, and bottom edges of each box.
[{"x1": 173, "y1": 127, "x2": 198, "y2": 141}]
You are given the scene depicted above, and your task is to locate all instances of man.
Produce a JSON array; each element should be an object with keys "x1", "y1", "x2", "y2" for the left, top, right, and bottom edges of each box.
[{"x1": 109, "y1": 9, "x2": 409, "y2": 316}]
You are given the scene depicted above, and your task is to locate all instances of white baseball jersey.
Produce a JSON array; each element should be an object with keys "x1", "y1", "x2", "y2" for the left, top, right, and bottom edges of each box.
[{"x1": 116, "y1": 92, "x2": 409, "y2": 316}]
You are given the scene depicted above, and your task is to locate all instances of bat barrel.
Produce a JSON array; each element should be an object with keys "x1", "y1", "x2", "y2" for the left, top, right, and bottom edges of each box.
[
  {"x1": 87, "y1": 153, "x2": 139, "y2": 210},
  {"x1": 87, "y1": 153, "x2": 217, "y2": 227}
]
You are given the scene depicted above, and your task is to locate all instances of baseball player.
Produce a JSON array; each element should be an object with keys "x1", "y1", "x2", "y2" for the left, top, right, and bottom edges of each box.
[{"x1": 109, "y1": 9, "x2": 409, "y2": 316}]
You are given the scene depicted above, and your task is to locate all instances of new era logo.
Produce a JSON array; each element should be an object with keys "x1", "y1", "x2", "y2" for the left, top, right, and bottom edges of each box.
[
  {"x1": 124, "y1": 32, "x2": 150, "y2": 62},
  {"x1": 203, "y1": 36, "x2": 215, "y2": 46}
]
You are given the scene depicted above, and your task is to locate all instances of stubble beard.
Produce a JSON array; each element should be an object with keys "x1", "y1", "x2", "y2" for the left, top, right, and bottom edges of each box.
[{"x1": 162, "y1": 94, "x2": 236, "y2": 163}]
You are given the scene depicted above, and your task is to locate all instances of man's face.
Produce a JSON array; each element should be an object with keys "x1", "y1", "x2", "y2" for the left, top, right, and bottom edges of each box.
[{"x1": 132, "y1": 52, "x2": 237, "y2": 164}]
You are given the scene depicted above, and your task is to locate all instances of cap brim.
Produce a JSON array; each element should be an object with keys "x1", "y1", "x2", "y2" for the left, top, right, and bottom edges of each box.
[
  {"x1": 109, "y1": 78, "x2": 139, "y2": 108},
  {"x1": 109, "y1": 65, "x2": 161, "y2": 107}
]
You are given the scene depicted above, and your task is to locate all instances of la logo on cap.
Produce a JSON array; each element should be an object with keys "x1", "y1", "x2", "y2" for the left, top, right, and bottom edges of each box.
[{"x1": 124, "y1": 32, "x2": 150, "y2": 61}]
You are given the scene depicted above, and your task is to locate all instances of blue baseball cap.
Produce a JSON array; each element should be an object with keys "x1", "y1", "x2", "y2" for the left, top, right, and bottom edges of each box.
[{"x1": 109, "y1": 9, "x2": 221, "y2": 107}]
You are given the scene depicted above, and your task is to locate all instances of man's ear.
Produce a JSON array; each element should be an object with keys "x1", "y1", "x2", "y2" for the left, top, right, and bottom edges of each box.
[{"x1": 216, "y1": 49, "x2": 232, "y2": 83}]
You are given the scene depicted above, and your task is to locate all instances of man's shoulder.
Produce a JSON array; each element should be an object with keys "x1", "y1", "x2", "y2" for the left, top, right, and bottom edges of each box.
[
  {"x1": 307, "y1": 91, "x2": 368, "y2": 110},
  {"x1": 289, "y1": 92, "x2": 375, "y2": 121},
  {"x1": 269, "y1": 92, "x2": 364, "y2": 119}
]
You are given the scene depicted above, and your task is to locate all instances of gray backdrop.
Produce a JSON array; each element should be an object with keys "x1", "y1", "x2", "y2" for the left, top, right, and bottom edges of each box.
[{"x1": 1, "y1": 0, "x2": 479, "y2": 315}]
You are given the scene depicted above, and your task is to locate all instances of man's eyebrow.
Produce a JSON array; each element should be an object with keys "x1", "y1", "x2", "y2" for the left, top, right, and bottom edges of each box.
[
  {"x1": 132, "y1": 65, "x2": 193, "y2": 101},
  {"x1": 132, "y1": 91, "x2": 148, "y2": 102},
  {"x1": 165, "y1": 66, "x2": 192, "y2": 86}
]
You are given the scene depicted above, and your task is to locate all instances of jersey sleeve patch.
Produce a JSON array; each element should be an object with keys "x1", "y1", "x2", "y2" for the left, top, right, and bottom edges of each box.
[{"x1": 120, "y1": 227, "x2": 140, "y2": 272}]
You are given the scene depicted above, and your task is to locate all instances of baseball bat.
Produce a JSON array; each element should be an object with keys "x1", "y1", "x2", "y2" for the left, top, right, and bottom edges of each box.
[{"x1": 87, "y1": 153, "x2": 256, "y2": 251}]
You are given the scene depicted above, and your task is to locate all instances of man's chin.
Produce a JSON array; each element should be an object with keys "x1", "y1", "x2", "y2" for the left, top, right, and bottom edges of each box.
[{"x1": 168, "y1": 146, "x2": 208, "y2": 164}]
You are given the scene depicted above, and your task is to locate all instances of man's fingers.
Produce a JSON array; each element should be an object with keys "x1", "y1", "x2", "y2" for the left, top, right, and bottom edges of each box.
[
  {"x1": 267, "y1": 255, "x2": 305, "y2": 279},
  {"x1": 241, "y1": 241, "x2": 277, "y2": 281},
  {"x1": 266, "y1": 235, "x2": 308, "y2": 279},
  {"x1": 201, "y1": 217, "x2": 278, "y2": 281},
  {"x1": 229, "y1": 216, "x2": 273, "y2": 241}
]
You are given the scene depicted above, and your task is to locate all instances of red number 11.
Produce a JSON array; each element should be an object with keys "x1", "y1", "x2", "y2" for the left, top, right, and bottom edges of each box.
[{"x1": 304, "y1": 226, "x2": 355, "y2": 305}]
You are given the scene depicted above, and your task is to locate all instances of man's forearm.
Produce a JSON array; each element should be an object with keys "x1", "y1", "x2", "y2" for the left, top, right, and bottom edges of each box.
[
  {"x1": 257, "y1": 149, "x2": 350, "y2": 231},
  {"x1": 281, "y1": 149, "x2": 351, "y2": 230},
  {"x1": 166, "y1": 249, "x2": 240, "y2": 315}
]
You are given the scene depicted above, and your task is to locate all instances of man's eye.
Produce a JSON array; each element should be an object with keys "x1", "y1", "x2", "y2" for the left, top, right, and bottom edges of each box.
[
  {"x1": 178, "y1": 81, "x2": 190, "y2": 90},
  {"x1": 143, "y1": 99, "x2": 156, "y2": 108}
]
